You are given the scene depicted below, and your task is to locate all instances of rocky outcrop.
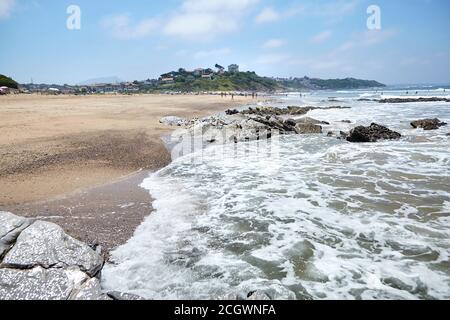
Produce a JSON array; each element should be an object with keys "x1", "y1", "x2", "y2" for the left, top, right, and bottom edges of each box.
[
  {"x1": 2, "y1": 221, "x2": 103, "y2": 277},
  {"x1": 347, "y1": 123, "x2": 402, "y2": 143},
  {"x1": 0, "y1": 212, "x2": 33, "y2": 258},
  {"x1": 410, "y1": 118, "x2": 447, "y2": 131},
  {"x1": 159, "y1": 116, "x2": 189, "y2": 126},
  {"x1": 379, "y1": 97, "x2": 450, "y2": 104},
  {"x1": 0, "y1": 211, "x2": 142, "y2": 300}
]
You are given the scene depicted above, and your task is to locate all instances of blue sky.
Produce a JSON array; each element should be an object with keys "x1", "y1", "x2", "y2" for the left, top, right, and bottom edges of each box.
[{"x1": 0, "y1": 0, "x2": 449, "y2": 85}]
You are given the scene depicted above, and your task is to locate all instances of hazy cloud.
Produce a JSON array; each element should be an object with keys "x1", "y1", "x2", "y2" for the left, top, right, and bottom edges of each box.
[
  {"x1": 101, "y1": 14, "x2": 160, "y2": 40},
  {"x1": 164, "y1": 0, "x2": 259, "y2": 39},
  {"x1": 0, "y1": 0, "x2": 16, "y2": 20},
  {"x1": 311, "y1": 30, "x2": 332, "y2": 43},
  {"x1": 255, "y1": 5, "x2": 303, "y2": 24},
  {"x1": 263, "y1": 39, "x2": 287, "y2": 49},
  {"x1": 194, "y1": 48, "x2": 232, "y2": 59}
]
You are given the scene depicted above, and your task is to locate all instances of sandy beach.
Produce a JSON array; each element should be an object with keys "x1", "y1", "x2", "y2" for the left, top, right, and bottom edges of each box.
[{"x1": 0, "y1": 93, "x2": 259, "y2": 253}]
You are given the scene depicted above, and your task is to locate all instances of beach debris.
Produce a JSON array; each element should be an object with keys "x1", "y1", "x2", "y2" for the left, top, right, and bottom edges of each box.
[
  {"x1": 410, "y1": 118, "x2": 447, "y2": 131},
  {"x1": 346, "y1": 123, "x2": 402, "y2": 143}
]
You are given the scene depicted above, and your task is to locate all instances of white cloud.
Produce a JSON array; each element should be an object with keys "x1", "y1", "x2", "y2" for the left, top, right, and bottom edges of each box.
[
  {"x1": 0, "y1": 0, "x2": 16, "y2": 20},
  {"x1": 164, "y1": 0, "x2": 259, "y2": 39},
  {"x1": 263, "y1": 39, "x2": 287, "y2": 49},
  {"x1": 194, "y1": 48, "x2": 232, "y2": 59},
  {"x1": 255, "y1": 6, "x2": 303, "y2": 24},
  {"x1": 101, "y1": 14, "x2": 160, "y2": 40},
  {"x1": 333, "y1": 29, "x2": 397, "y2": 54},
  {"x1": 311, "y1": 30, "x2": 332, "y2": 44},
  {"x1": 255, "y1": 7, "x2": 280, "y2": 23}
]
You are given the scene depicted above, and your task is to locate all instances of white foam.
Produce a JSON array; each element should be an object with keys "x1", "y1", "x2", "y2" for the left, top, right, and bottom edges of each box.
[{"x1": 103, "y1": 93, "x2": 450, "y2": 300}]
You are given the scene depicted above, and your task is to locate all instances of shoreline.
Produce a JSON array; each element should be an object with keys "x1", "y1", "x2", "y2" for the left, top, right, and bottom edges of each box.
[{"x1": 0, "y1": 93, "x2": 261, "y2": 256}]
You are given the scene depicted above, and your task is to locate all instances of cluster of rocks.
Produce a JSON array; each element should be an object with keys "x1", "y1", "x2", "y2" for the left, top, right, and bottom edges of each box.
[
  {"x1": 0, "y1": 211, "x2": 143, "y2": 300},
  {"x1": 162, "y1": 106, "x2": 448, "y2": 149},
  {"x1": 378, "y1": 97, "x2": 450, "y2": 104},
  {"x1": 410, "y1": 118, "x2": 447, "y2": 131}
]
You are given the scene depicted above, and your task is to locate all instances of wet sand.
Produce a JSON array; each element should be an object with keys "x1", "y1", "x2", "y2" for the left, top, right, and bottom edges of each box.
[{"x1": 0, "y1": 93, "x2": 259, "y2": 254}]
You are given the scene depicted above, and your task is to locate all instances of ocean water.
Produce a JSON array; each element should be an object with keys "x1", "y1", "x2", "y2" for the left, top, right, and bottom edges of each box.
[{"x1": 102, "y1": 88, "x2": 450, "y2": 300}]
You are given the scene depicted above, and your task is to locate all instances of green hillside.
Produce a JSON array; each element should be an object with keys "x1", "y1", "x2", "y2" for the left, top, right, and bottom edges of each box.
[
  {"x1": 155, "y1": 72, "x2": 281, "y2": 92},
  {"x1": 0, "y1": 74, "x2": 19, "y2": 89}
]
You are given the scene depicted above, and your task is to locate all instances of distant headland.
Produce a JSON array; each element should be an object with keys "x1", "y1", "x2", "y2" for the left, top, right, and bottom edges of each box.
[{"x1": 2, "y1": 64, "x2": 385, "y2": 95}]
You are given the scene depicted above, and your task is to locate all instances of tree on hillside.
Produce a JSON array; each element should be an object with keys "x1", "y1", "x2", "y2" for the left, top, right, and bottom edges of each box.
[{"x1": 0, "y1": 74, "x2": 19, "y2": 89}]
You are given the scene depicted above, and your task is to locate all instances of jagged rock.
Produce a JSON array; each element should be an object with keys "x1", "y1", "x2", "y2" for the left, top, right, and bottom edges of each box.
[
  {"x1": 107, "y1": 291, "x2": 146, "y2": 300},
  {"x1": 2, "y1": 220, "x2": 103, "y2": 277},
  {"x1": 410, "y1": 118, "x2": 447, "y2": 131},
  {"x1": 247, "y1": 291, "x2": 271, "y2": 300},
  {"x1": 295, "y1": 117, "x2": 329, "y2": 125},
  {"x1": 327, "y1": 131, "x2": 334, "y2": 137},
  {"x1": 0, "y1": 212, "x2": 33, "y2": 258},
  {"x1": 0, "y1": 267, "x2": 88, "y2": 300},
  {"x1": 159, "y1": 116, "x2": 188, "y2": 126},
  {"x1": 338, "y1": 131, "x2": 349, "y2": 140},
  {"x1": 347, "y1": 123, "x2": 401, "y2": 143},
  {"x1": 71, "y1": 278, "x2": 111, "y2": 300},
  {"x1": 294, "y1": 123, "x2": 322, "y2": 134}
]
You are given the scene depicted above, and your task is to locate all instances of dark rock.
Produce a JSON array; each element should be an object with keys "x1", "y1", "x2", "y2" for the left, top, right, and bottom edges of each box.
[
  {"x1": 284, "y1": 119, "x2": 297, "y2": 127},
  {"x1": 379, "y1": 97, "x2": 450, "y2": 104},
  {"x1": 410, "y1": 118, "x2": 447, "y2": 131},
  {"x1": 327, "y1": 131, "x2": 334, "y2": 137},
  {"x1": 338, "y1": 131, "x2": 349, "y2": 140},
  {"x1": 225, "y1": 109, "x2": 239, "y2": 115},
  {"x1": 341, "y1": 120, "x2": 352, "y2": 123},
  {"x1": 107, "y1": 291, "x2": 146, "y2": 300},
  {"x1": 347, "y1": 123, "x2": 401, "y2": 143},
  {"x1": 247, "y1": 291, "x2": 271, "y2": 300}
]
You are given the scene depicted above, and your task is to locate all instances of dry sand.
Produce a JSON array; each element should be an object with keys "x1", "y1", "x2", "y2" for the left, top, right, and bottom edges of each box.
[{"x1": 0, "y1": 93, "x2": 259, "y2": 253}]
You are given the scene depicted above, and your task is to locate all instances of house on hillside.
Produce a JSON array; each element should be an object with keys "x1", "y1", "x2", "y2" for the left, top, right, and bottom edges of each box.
[
  {"x1": 193, "y1": 68, "x2": 204, "y2": 77},
  {"x1": 201, "y1": 74, "x2": 213, "y2": 80},
  {"x1": 160, "y1": 77, "x2": 175, "y2": 84},
  {"x1": 0, "y1": 86, "x2": 10, "y2": 95},
  {"x1": 228, "y1": 64, "x2": 239, "y2": 73}
]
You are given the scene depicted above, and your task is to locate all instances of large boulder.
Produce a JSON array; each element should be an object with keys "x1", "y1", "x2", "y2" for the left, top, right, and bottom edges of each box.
[
  {"x1": 0, "y1": 267, "x2": 87, "y2": 300},
  {"x1": 1, "y1": 220, "x2": 103, "y2": 277},
  {"x1": 294, "y1": 123, "x2": 323, "y2": 134},
  {"x1": 347, "y1": 123, "x2": 401, "y2": 143},
  {"x1": 0, "y1": 212, "x2": 33, "y2": 258},
  {"x1": 410, "y1": 118, "x2": 447, "y2": 130}
]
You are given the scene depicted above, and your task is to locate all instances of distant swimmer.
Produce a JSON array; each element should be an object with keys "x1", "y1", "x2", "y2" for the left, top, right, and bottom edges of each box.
[{"x1": 415, "y1": 91, "x2": 418, "y2": 95}]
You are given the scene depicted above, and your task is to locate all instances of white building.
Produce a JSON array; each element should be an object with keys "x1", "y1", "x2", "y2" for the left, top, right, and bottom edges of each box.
[{"x1": 228, "y1": 64, "x2": 239, "y2": 73}]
